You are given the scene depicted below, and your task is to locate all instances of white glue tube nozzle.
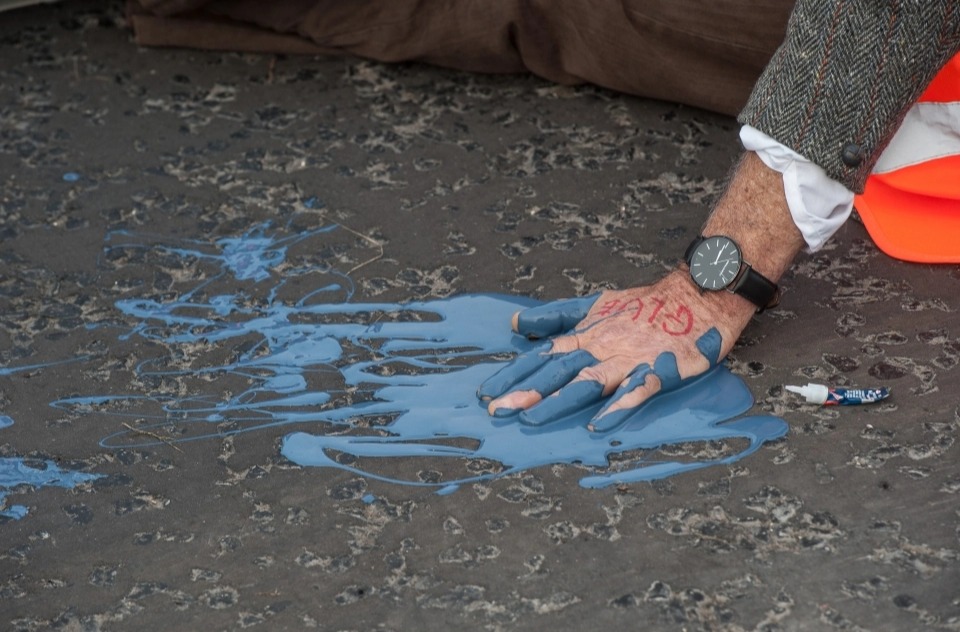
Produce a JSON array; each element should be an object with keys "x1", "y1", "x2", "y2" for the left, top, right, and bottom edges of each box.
[{"x1": 785, "y1": 383, "x2": 829, "y2": 404}]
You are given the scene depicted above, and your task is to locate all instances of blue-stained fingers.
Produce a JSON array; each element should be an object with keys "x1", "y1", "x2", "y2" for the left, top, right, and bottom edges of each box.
[
  {"x1": 588, "y1": 328, "x2": 725, "y2": 432},
  {"x1": 588, "y1": 353, "x2": 681, "y2": 432},
  {"x1": 589, "y1": 363, "x2": 654, "y2": 432},
  {"x1": 519, "y1": 379, "x2": 604, "y2": 426},
  {"x1": 515, "y1": 294, "x2": 599, "y2": 339},
  {"x1": 477, "y1": 343, "x2": 552, "y2": 400},
  {"x1": 509, "y1": 350, "x2": 597, "y2": 399}
]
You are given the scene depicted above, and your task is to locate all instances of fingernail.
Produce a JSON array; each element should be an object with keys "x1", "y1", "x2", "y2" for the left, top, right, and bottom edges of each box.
[{"x1": 589, "y1": 408, "x2": 631, "y2": 433}]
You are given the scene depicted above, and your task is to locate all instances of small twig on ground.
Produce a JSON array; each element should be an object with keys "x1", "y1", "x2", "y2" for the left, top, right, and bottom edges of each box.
[
  {"x1": 122, "y1": 422, "x2": 184, "y2": 453},
  {"x1": 331, "y1": 221, "x2": 384, "y2": 274}
]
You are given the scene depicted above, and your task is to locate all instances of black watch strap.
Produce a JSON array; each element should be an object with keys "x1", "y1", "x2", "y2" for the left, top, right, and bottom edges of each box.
[
  {"x1": 684, "y1": 235, "x2": 781, "y2": 312},
  {"x1": 731, "y1": 263, "x2": 780, "y2": 312}
]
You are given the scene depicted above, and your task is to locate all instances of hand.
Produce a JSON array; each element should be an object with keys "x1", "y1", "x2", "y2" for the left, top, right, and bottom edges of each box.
[{"x1": 477, "y1": 269, "x2": 756, "y2": 431}]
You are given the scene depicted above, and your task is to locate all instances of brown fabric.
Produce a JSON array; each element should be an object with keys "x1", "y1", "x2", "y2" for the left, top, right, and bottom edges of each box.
[
  {"x1": 127, "y1": 0, "x2": 795, "y2": 116},
  {"x1": 134, "y1": 0, "x2": 211, "y2": 16},
  {"x1": 127, "y1": 2, "x2": 334, "y2": 55}
]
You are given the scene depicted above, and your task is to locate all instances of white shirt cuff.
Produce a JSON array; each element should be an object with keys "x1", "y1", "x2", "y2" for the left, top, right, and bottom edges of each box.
[{"x1": 739, "y1": 125, "x2": 855, "y2": 252}]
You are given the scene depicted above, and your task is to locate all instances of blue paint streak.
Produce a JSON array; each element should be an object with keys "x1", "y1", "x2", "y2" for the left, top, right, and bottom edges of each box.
[
  {"x1": 0, "y1": 416, "x2": 103, "y2": 521},
  {"x1": 52, "y1": 222, "x2": 787, "y2": 493},
  {"x1": 62, "y1": 172, "x2": 80, "y2": 182},
  {"x1": 0, "y1": 356, "x2": 90, "y2": 377}
]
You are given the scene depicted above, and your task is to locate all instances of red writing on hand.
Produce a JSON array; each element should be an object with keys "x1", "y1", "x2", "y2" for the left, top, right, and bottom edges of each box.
[
  {"x1": 596, "y1": 298, "x2": 644, "y2": 320},
  {"x1": 661, "y1": 304, "x2": 694, "y2": 336},
  {"x1": 595, "y1": 297, "x2": 694, "y2": 335},
  {"x1": 647, "y1": 298, "x2": 665, "y2": 324},
  {"x1": 596, "y1": 299, "x2": 625, "y2": 317}
]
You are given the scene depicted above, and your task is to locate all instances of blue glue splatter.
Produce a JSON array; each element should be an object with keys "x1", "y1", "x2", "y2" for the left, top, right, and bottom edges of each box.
[
  {"x1": 0, "y1": 416, "x2": 102, "y2": 520},
  {"x1": 52, "y1": 221, "x2": 788, "y2": 493},
  {"x1": 0, "y1": 356, "x2": 89, "y2": 377},
  {"x1": 281, "y1": 363, "x2": 785, "y2": 489},
  {"x1": 62, "y1": 172, "x2": 81, "y2": 182}
]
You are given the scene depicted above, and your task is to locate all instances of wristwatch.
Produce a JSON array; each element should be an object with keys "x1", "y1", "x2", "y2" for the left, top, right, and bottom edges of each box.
[{"x1": 684, "y1": 235, "x2": 780, "y2": 312}]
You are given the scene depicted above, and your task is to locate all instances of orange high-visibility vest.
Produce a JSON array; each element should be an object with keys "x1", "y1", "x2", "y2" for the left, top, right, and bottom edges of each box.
[{"x1": 855, "y1": 53, "x2": 960, "y2": 263}]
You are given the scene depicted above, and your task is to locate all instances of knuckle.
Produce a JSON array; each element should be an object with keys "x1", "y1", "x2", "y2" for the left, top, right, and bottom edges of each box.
[
  {"x1": 576, "y1": 365, "x2": 607, "y2": 385},
  {"x1": 549, "y1": 335, "x2": 579, "y2": 354}
]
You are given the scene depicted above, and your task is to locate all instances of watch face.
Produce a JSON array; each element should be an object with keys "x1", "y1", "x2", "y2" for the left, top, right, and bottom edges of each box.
[{"x1": 689, "y1": 236, "x2": 742, "y2": 290}]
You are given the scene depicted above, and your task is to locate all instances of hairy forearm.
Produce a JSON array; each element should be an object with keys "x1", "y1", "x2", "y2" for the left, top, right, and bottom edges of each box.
[{"x1": 684, "y1": 150, "x2": 806, "y2": 326}]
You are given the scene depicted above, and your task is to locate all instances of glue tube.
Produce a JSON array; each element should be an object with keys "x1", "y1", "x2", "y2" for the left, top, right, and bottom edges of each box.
[{"x1": 785, "y1": 383, "x2": 889, "y2": 406}]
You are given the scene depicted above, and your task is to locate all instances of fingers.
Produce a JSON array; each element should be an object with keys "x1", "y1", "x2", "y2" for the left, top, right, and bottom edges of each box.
[
  {"x1": 486, "y1": 349, "x2": 596, "y2": 416},
  {"x1": 587, "y1": 364, "x2": 655, "y2": 432},
  {"x1": 586, "y1": 328, "x2": 725, "y2": 432},
  {"x1": 477, "y1": 342, "x2": 552, "y2": 401},
  {"x1": 518, "y1": 380, "x2": 603, "y2": 426},
  {"x1": 513, "y1": 294, "x2": 599, "y2": 339},
  {"x1": 486, "y1": 295, "x2": 728, "y2": 428},
  {"x1": 588, "y1": 352, "x2": 682, "y2": 432},
  {"x1": 519, "y1": 356, "x2": 635, "y2": 426}
]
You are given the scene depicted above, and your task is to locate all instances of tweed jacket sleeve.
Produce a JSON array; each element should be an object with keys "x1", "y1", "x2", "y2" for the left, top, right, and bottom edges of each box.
[{"x1": 738, "y1": 1, "x2": 960, "y2": 193}]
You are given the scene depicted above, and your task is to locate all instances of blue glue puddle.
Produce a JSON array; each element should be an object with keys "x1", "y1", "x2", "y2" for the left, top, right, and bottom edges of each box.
[
  {"x1": 0, "y1": 417, "x2": 103, "y2": 520},
  {"x1": 281, "y1": 357, "x2": 786, "y2": 490},
  {"x1": 47, "y1": 221, "x2": 787, "y2": 494}
]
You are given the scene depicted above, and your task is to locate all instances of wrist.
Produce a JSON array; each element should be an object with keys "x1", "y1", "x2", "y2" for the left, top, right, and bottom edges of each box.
[
  {"x1": 700, "y1": 152, "x2": 805, "y2": 283},
  {"x1": 683, "y1": 234, "x2": 781, "y2": 313},
  {"x1": 668, "y1": 267, "x2": 756, "y2": 331}
]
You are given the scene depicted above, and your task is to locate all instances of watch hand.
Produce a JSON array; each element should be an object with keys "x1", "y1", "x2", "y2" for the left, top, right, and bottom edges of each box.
[{"x1": 713, "y1": 242, "x2": 728, "y2": 264}]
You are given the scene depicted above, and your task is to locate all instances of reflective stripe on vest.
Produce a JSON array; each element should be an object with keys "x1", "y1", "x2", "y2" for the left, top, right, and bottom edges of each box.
[
  {"x1": 855, "y1": 52, "x2": 960, "y2": 263},
  {"x1": 871, "y1": 52, "x2": 960, "y2": 176},
  {"x1": 873, "y1": 101, "x2": 960, "y2": 174}
]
